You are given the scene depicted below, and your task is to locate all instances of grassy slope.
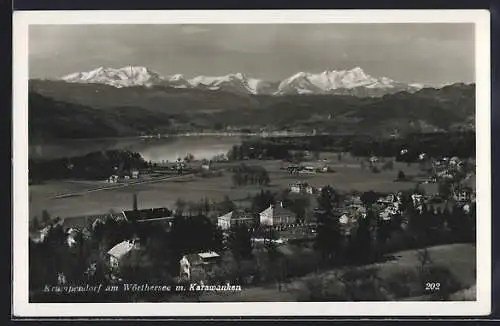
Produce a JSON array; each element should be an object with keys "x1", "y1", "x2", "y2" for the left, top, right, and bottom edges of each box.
[{"x1": 197, "y1": 243, "x2": 476, "y2": 302}]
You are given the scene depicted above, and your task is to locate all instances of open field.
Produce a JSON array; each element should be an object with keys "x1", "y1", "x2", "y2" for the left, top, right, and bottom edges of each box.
[
  {"x1": 29, "y1": 156, "x2": 438, "y2": 219},
  {"x1": 196, "y1": 243, "x2": 476, "y2": 302}
]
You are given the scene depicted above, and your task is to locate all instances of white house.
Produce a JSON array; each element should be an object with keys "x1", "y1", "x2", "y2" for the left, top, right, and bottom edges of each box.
[
  {"x1": 66, "y1": 228, "x2": 79, "y2": 247},
  {"x1": 290, "y1": 183, "x2": 302, "y2": 193},
  {"x1": 259, "y1": 202, "x2": 295, "y2": 227},
  {"x1": 201, "y1": 163, "x2": 211, "y2": 171},
  {"x1": 180, "y1": 251, "x2": 220, "y2": 280},
  {"x1": 290, "y1": 182, "x2": 314, "y2": 194},
  {"x1": 217, "y1": 210, "x2": 254, "y2": 231},
  {"x1": 30, "y1": 225, "x2": 51, "y2": 243},
  {"x1": 339, "y1": 214, "x2": 349, "y2": 225},
  {"x1": 107, "y1": 239, "x2": 140, "y2": 269},
  {"x1": 131, "y1": 170, "x2": 140, "y2": 179},
  {"x1": 411, "y1": 194, "x2": 424, "y2": 206}
]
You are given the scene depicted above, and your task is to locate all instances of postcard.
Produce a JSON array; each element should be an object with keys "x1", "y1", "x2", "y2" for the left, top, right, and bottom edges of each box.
[{"x1": 12, "y1": 9, "x2": 491, "y2": 317}]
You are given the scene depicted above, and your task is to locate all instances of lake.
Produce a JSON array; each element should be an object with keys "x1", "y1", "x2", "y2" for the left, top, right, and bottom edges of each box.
[{"x1": 29, "y1": 136, "x2": 243, "y2": 162}]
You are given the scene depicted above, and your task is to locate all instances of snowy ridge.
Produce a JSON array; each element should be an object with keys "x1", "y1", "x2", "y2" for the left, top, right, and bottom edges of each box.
[
  {"x1": 61, "y1": 66, "x2": 165, "y2": 88},
  {"x1": 275, "y1": 67, "x2": 422, "y2": 95},
  {"x1": 59, "y1": 66, "x2": 425, "y2": 96}
]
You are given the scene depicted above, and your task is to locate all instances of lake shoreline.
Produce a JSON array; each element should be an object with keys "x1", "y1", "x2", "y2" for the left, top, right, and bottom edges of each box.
[{"x1": 29, "y1": 131, "x2": 320, "y2": 145}]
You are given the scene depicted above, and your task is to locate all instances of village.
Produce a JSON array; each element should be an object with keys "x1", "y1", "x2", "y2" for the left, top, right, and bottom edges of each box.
[{"x1": 28, "y1": 146, "x2": 477, "y2": 302}]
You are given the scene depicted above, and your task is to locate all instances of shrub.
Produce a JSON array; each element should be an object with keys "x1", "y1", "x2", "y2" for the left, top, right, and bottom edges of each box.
[
  {"x1": 339, "y1": 267, "x2": 390, "y2": 301},
  {"x1": 385, "y1": 269, "x2": 421, "y2": 299},
  {"x1": 397, "y1": 170, "x2": 406, "y2": 181},
  {"x1": 297, "y1": 274, "x2": 345, "y2": 302}
]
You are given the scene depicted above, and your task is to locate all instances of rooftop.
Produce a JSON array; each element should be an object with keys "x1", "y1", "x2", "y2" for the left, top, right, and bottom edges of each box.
[
  {"x1": 198, "y1": 251, "x2": 220, "y2": 259},
  {"x1": 123, "y1": 207, "x2": 172, "y2": 221},
  {"x1": 107, "y1": 240, "x2": 135, "y2": 259},
  {"x1": 261, "y1": 204, "x2": 294, "y2": 217},
  {"x1": 218, "y1": 210, "x2": 253, "y2": 222}
]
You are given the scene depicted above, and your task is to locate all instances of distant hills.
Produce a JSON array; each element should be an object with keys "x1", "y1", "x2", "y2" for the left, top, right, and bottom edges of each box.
[
  {"x1": 29, "y1": 80, "x2": 475, "y2": 140},
  {"x1": 29, "y1": 92, "x2": 179, "y2": 139},
  {"x1": 54, "y1": 65, "x2": 423, "y2": 97}
]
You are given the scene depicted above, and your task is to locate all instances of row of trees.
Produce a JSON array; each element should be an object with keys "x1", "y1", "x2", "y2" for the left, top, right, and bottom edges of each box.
[
  {"x1": 29, "y1": 150, "x2": 148, "y2": 182},
  {"x1": 231, "y1": 164, "x2": 270, "y2": 187},
  {"x1": 225, "y1": 131, "x2": 475, "y2": 163}
]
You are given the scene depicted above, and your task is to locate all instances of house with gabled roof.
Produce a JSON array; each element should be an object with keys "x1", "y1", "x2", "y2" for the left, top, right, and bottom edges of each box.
[
  {"x1": 107, "y1": 237, "x2": 141, "y2": 270},
  {"x1": 259, "y1": 202, "x2": 296, "y2": 227},
  {"x1": 217, "y1": 210, "x2": 254, "y2": 230}
]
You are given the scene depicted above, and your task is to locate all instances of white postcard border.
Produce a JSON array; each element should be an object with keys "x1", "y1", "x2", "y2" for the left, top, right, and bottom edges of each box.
[{"x1": 12, "y1": 9, "x2": 491, "y2": 317}]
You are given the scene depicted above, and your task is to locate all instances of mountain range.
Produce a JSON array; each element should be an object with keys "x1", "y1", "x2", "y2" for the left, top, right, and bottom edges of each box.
[
  {"x1": 57, "y1": 66, "x2": 424, "y2": 97},
  {"x1": 29, "y1": 81, "x2": 475, "y2": 140}
]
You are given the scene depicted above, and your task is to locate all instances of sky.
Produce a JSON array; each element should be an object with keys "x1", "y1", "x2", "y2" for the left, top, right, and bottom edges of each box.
[{"x1": 29, "y1": 23, "x2": 475, "y2": 86}]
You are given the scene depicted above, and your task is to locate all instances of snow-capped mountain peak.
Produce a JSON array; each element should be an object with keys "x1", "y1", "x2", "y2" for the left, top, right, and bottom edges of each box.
[
  {"x1": 186, "y1": 73, "x2": 264, "y2": 94},
  {"x1": 61, "y1": 66, "x2": 164, "y2": 88},
  {"x1": 275, "y1": 67, "x2": 419, "y2": 95},
  {"x1": 58, "y1": 66, "x2": 424, "y2": 96}
]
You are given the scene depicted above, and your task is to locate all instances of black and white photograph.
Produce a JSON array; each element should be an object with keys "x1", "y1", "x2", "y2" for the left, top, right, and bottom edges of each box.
[{"x1": 12, "y1": 10, "x2": 491, "y2": 317}]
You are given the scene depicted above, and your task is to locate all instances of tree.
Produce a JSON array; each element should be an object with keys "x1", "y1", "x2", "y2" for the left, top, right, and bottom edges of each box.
[
  {"x1": 199, "y1": 197, "x2": 211, "y2": 216},
  {"x1": 219, "y1": 196, "x2": 236, "y2": 214},
  {"x1": 316, "y1": 186, "x2": 340, "y2": 213},
  {"x1": 227, "y1": 224, "x2": 253, "y2": 282},
  {"x1": 228, "y1": 224, "x2": 253, "y2": 262},
  {"x1": 251, "y1": 190, "x2": 275, "y2": 215},
  {"x1": 438, "y1": 179, "x2": 453, "y2": 200},
  {"x1": 184, "y1": 153, "x2": 195, "y2": 163},
  {"x1": 361, "y1": 191, "x2": 378, "y2": 208},
  {"x1": 264, "y1": 228, "x2": 285, "y2": 291},
  {"x1": 174, "y1": 199, "x2": 187, "y2": 217},
  {"x1": 315, "y1": 186, "x2": 342, "y2": 264},
  {"x1": 376, "y1": 216, "x2": 392, "y2": 255},
  {"x1": 351, "y1": 213, "x2": 372, "y2": 264},
  {"x1": 30, "y1": 216, "x2": 41, "y2": 232},
  {"x1": 286, "y1": 195, "x2": 311, "y2": 223},
  {"x1": 397, "y1": 170, "x2": 406, "y2": 181},
  {"x1": 41, "y1": 210, "x2": 51, "y2": 226}
]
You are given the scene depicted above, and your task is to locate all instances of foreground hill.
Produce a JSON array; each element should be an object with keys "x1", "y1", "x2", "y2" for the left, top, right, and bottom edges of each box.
[{"x1": 193, "y1": 243, "x2": 476, "y2": 302}]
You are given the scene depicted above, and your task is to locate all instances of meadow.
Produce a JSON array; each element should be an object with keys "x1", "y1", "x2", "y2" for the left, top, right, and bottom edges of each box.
[
  {"x1": 195, "y1": 243, "x2": 476, "y2": 302},
  {"x1": 29, "y1": 154, "x2": 437, "y2": 220}
]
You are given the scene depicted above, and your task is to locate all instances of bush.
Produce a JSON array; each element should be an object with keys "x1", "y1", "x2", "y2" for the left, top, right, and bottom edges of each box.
[
  {"x1": 339, "y1": 267, "x2": 390, "y2": 301},
  {"x1": 397, "y1": 170, "x2": 406, "y2": 181},
  {"x1": 297, "y1": 274, "x2": 346, "y2": 302},
  {"x1": 385, "y1": 269, "x2": 421, "y2": 299}
]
